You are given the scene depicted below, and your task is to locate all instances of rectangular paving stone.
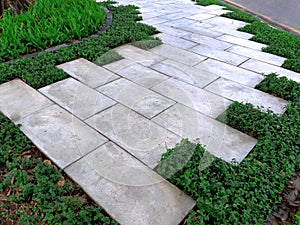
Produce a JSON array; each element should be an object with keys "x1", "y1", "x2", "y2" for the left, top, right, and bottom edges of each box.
[
  {"x1": 210, "y1": 25, "x2": 254, "y2": 39},
  {"x1": 227, "y1": 45, "x2": 286, "y2": 66},
  {"x1": 240, "y1": 59, "x2": 300, "y2": 83},
  {"x1": 65, "y1": 141, "x2": 195, "y2": 225},
  {"x1": 115, "y1": 62, "x2": 169, "y2": 88},
  {"x1": 150, "y1": 44, "x2": 207, "y2": 66},
  {"x1": 187, "y1": 13, "x2": 216, "y2": 21},
  {"x1": 195, "y1": 58, "x2": 264, "y2": 87},
  {"x1": 151, "y1": 78, "x2": 232, "y2": 118},
  {"x1": 152, "y1": 103, "x2": 257, "y2": 163},
  {"x1": 209, "y1": 9, "x2": 232, "y2": 15},
  {"x1": 203, "y1": 4, "x2": 226, "y2": 11},
  {"x1": 191, "y1": 44, "x2": 249, "y2": 66},
  {"x1": 114, "y1": 45, "x2": 166, "y2": 67},
  {"x1": 160, "y1": 11, "x2": 194, "y2": 20},
  {"x1": 151, "y1": 59, "x2": 217, "y2": 88},
  {"x1": 203, "y1": 16, "x2": 248, "y2": 29},
  {"x1": 97, "y1": 78, "x2": 175, "y2": 118},
  {"x1": 154, "y1": 33, "x2": 198, "y2": 49},
  {"x1": 171, "y1": 23, "x2": 223, "y2": 38},
  {"x1": 103, "y1": 58, "x2": 134, "y2": 72},
  {"x1": 205, "y1": 77, "x2": 288, "y2": 114},
  {"x1": 0, "y1": 79, "x2": 53, "y2": 123},
  {"x1": 57, "y1": 58, "x2": 119, "y2": 88},
  {"x1": 182, "y1": 33, "x2": 233, "y2": 50},
  {"x1": 217, "y1": 34, "x2": 267, "y2": 50},
  {"x1": 141, "y1": 11, "x2": 164, "y2": 20},
  {"x1": 39, "y1": 78, "x2": 116, "y2": 120},
  {"x1": 85, "y1": 104, "x2": 181, "y2": 168},
  {"x1": 160, "y1": 18, "x2": 198, "y2": 28},
  {"x1": 19, "y1": 105, "x2": 107, "y2": 169},
  {"x1": 140, "y1": 17, "x2": 169, "y2": 25},
  {"x1": 155, "y1": 24, "x2": 191, "y2": 37}
]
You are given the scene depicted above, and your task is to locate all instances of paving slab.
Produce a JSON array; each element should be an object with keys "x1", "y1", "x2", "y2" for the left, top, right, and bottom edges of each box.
[
  {"x1": 0, "y1": 79, "x2": 53, "y2": 123},
  {"x1": 155, "y1": 24, "x2": 191, "y2": 37},
  {"x1": 203, "y1": 16, "x2": 248, "y2": 29},
  {"x1": 103, "y1": 58, "x2": 134, "y2": 72},
  {"x1": 141, "y1": 11, "x2": 165, "y2": 20},
  {"x1": 97, "y1": 78, "x2": 175, "y2": 118},
  {"x1": 65, "y1": 142, "x2": 195, "y2": 225},
  {"x1": 161, "y1": 18, "x2": 198, "y2": 28},
  {"x1": 210, "y1": 25, "x2": 254, "y2": 39},
  {"x1": 152, "y1": 103, "x2": 257, "y2": 163},
  {"x1": 160, "y1": 12, "x2": 194, "y2": 21},
  {"x1": 154, "y1": 33, "x2": 198, "y2": 49},
  {"x1": 186, "y1": 13, "x2": 216, "y2": 21},
  {"x1": 151, "y1": 78, "x2": 232, "y2": 118},
  {"x1": 151, "y1": 59, "x2": 217, "y2": 88},
  {"x1": 39, "y1": 78, "x2": 116, "y2": 120},
  {"x1": 149, "y1": 44, "x2": 207, "y2": 66},
  {"x1": 217, "y1": 34, "x2": 267, "y2": 50},
  {"x1": 240, "y1": 59, "x2": 300, "y2": 83},
  {"x1": 140, "y1": 17, "x2": 170, "y2": 25},
  {"x1": 191, "y1": 44, "x2": 249, "y2": 66},
  {"x1": 195, "y1": 58, "x2": 264, "y2": 87},
  {"x1": 57, "y1": 58, "x2": 119, "y2": 88},
  {"x1": 205, "y1": 77, "x2": 288, "y2": 114},
  {"x1": 227, "y1": 45, "x2": 286, "y2": 66},
  {"x1": 19, "y1": 105, "x2": 107, "y2": 169},
  {"x1": 85, "y1": 104, "x2": 181, "y2": 168},
  {"x1": 209, "y1": 9, "x2": 232, "y2": 15}
]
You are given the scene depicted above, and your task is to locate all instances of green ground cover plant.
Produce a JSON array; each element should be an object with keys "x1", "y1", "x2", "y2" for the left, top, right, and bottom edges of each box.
[
  {"x1": 194, "y1": 0, "x2": 300, "y2": 73},
  {"x1": 0, "y1": 0, "x2": 106, "y2": 62},
  {"x1": 158, "y1": 75, "x2": 300, "y2": 224}
]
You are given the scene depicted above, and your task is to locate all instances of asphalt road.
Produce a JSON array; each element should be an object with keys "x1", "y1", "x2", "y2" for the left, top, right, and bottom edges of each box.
[{"x1": 223, "y1": 0, "x2": 300, "y2": 33}]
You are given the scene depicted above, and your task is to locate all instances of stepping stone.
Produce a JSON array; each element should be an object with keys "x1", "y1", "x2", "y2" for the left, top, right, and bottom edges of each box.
[
  {"x1": 151, "y1": 78, "x2": 232, "y2": 118},
  {"x1": 217, "y1": 35, "x2": 267, "y2": 50},
  {"x1": 97, "y1": 78, "x2": 175, "y2": 118},
  {"x1": 205, "y1": 77, "x2": 288, "y2": 114},
  {"x1": 65, "y1": 142, "x2": 195, "y2": 225},
  {"x1": 57, "y1": 58, "x2": 119, "y2": 88},
  {"x1": 149, "y1": 44, "x2": 207, "y2": 66},
  {"x1": 19, "y1": 105, "x2": 107, "y2": 169},
  {"x1": 39, "y1": 78, "x2": 116, "y2": 120},
  {"x1": 152, "y1": 103, "x2": 257, "y2": 163},
  {"x1": 154, "y1": 33, "x2": 198, "y2": 49},
  {"x1": 195, "y1": 58, "x2": 264, "y2": 87},
  {"x1": 85, "y1": 104, "x2": 181, "y2": 169},
  {"x1": 0, "y1": 79, "x2": 53, "y2": 123}
]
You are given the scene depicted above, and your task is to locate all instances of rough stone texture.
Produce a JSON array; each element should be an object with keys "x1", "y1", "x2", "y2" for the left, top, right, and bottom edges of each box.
[
  {"x1": 97, "y1": 78, "x2": 175, "y2": 118},
  {"x1": 19, "y1": 105, "x2": 107, "y2": 169},
  {"x1": 85, "y1": 104, "x2": 181, "y2": 168},
  {"x1": 154, "y1": 33, "x2": 198, "y2": 49},
  {"x1": 57, "y1": 58, "x2": 119, "y2": 88},
  {"x1": 65, "y1": 142, "x2": 196, "y2": 225},
  {"x1": 0, "y1": 79, "x2": 53, "y2": 123},
  {"x1": 205, "y1": 77, "x2": 288, "y2": 114},
  {"x1": 152, "y1": 103, "x2": 257, "y2": 163},
  {"x1": 39, "y1": 78, "x2": 116, "y2": 120},
  {"x1": 217, "y1": 34, "x2": 267, "y2": 50}
]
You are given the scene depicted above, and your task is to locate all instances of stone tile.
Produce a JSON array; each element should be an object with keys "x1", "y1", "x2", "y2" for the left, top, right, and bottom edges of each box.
[
  {"x1": 155, "y1": 24, "x2": 191, "y2": 37},
  {"x1": 141, "y1": 11, "x2": 164, "y2": 20},
  {"x1": 150, "y1": 44, "x2": 207, "y2": 66},
  {"x1": 172, "y1": 23, "x2": 223, "y2": 38},
  {"x1": 19, "y1": 105, "x2": 107, "y2": 169},
  {"x1": 152, "y1": 103, "x2": 257, "y2": 163},
  {"x1": 160, "y1": 18, "x2": 198, "y2": 28},
  {"x1": 85, "y1": 104, "x2": 181, "y2": 168},
  {"x1": 115, "y1": 63, "x2": 169, "y2": 88},
  {"x1": 0, "y1": 79, "x2": 53, "y2": 123},
  {"x1": 203, "y1": 4, "x2": 226, "y2": 11},
  {"x1": 57, "y1": 58, "x2": 119, "y2": 88},
  {"x1": 195, "y1": 58, "x2": 264, "y2": 87},
  {"x1": 140, "y1": 17, "x2": 169, "y2": 25},
  {"x1": 203, "y1": 16, "x2": 248, "y2": 29},
  {"x1": 154, "y1": 33, "x2": 198, "y2": 49},
  {"x1": 103, "y1": 58, "x2": 134, "y2": 72},
  {"x1": 114, "y1": 45, "x2": 166, "y2": 67},
  {"x1": 182, "y1": 33, "x2": 233, "y2": 50},
  {"x1": 65, "y1": 142, "x2": 195, "y2": 225},
  {"x1": 151, "y1": 59, "x2": 217, "y2": 88},
  {"x1": 151, "y1": 78, "x2": 232, "y2": 118},
  {"x1": 205, "y1": 77, "x2": 288, "y2": 114},
  {"x1": 210, "y1": 25, "x2": 254, "y2": 39},
  {"x1": 227, "y1": 45, "x2": 286, "y2": 66},
  {"x1": 209, "y1": 9, "x2": 232, "y2": 15},
  {"x1": 39, "y1": 78, "x2": 116, "y2": 120},
  {"x1": 187, "y1": 13, "x2": 216, "y2": 21},
  {"x1": 217, "y1": 35, "x2": 267, "y2": 50},
  {"x1": 97, "y1": 78, "x2": 175, "y2": 118},
  {"x1": 160, "y1": 12, "x2": 194, "y2": 20},
  {"x1": 191, "y1": 44, "x2": 248, "y2": 66}
]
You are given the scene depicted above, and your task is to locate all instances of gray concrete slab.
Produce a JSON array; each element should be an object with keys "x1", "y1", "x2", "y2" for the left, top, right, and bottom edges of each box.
[
  {"x1": 154, "y1": 33, "x2": 198, "y2": 49},
  {"x1": 203, "y1": 16, "x2": 248, "y2": 29},
  {"x1": 155, "y1": 24, "x2": 192, "y2": 38},
  {"x1": 65, "y1": 142, "x2": 195, "y2": 225},
  {"x1": 19, "y1": 105, "x2": 107, "y2": 169},
  {"x1": 97, "y1": 78, "x2": 175, "y2": 119},
  {"x1": 39, "y1": 78, "x2": 116, "y2": 120},
  {"x1": 210, "y1": 25, "x2": 254, "y2": 39},
  {"x1": 0, "y1": 79, "x2": 53, "y2": 123},
  {"x1": 170, "y1": 23, "x2": 223, "y2": 38},
  {"x1": 217, "y1": 34, "x2": 267, "y2": 50},
  {"x1": 85, "y1": 104, "x2": 181, "y2": 168},
  {"x1": 57, "y1": 58, "x2": 119, "y2": 88}
]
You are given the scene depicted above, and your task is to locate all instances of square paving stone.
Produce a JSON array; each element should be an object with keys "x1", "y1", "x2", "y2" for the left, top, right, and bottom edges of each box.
[
  {"x1": 217, "y1": 35, "x2": 267, "y2": 50},
  {"x1": 152, "y1": 103, "x2": 257, "y2": 163},
  {"x1": 39, "y1": 78, "x2": 116, "y2": 120},
  {"x1": 151, "y1": 78, "x2": 232, "y2": 118},
  {"x1": 19, "y1": 105, "x2": 107, "y2": 169},
  {"x1": 65, "y1": 142, "x2": 195, "y2": 225},
  {"x1": 97, "y1": 78, "x2": 175, "y2": 119},
  {"x1": 151, "y1": 59, "x2": 217, "y2": 88},
  {"x1": 205, "y1": 77, "x2": 288, "y2": 114},
  {"x1": 149, "y1": 44, "x2": 207, "y2": 66},
  {"x1": 85, "y1": 104, "x2": 181, "y2": 168},
  {"x1": 0, "y1": 79, "x2": 53, "y2": 123},
  {"x1": 57, "y1": 58, "x2": 119, "y2": 88},
  {"x1": 153, "y1": 33, "x2": 198, "y2": 49}
]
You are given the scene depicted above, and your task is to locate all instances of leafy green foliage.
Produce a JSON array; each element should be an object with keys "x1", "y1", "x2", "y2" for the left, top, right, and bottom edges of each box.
[
  {"x1": 131, "y1": 38, "x2": 162, "y2": 50},
  {"x1": 94, "y1": 50, "x2": 123, "y2": 66}
]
